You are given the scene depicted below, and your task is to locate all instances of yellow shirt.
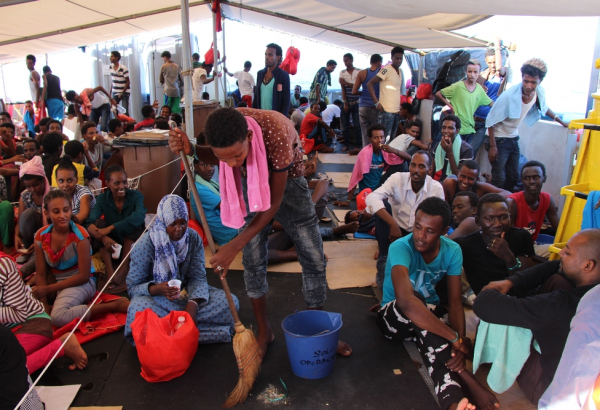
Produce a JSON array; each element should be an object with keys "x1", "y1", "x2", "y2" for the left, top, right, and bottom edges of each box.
[{"x1": 52, "y1": 162, "x2": 86, "y2": 187}]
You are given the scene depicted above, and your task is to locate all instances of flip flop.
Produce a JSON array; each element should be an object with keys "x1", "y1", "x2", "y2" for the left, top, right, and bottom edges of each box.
[{"x1": 320, "y1": 217, "x2": 332, "y2": 223}]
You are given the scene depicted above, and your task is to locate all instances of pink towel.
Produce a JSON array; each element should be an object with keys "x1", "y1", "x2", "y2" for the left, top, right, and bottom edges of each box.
[
  {"x1": 79, "y1": 89, "x2": 93, "y2": 116},
  {"x1": 219, "y1": 116, "x2": 271, "y2": 229},
  {"x1": 19, "y1": 156, "x2": 51, "y2": 197},
  {"x1": 348, "y1": 144, "x2": 399, "y2": 192}
]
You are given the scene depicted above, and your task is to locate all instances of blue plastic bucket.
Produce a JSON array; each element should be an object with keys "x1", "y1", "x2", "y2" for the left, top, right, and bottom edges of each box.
[
  {"x1": 281, "y1": 310, "x2": 343, "y2": 379},
  {"x1": 536, "y1": 234, "x2": 555, "y2": 245}
]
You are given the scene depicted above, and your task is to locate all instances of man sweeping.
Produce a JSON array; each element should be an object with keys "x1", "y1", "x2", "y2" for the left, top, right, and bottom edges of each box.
[{"x1": 168, "y1": 107, "x2": 352, "y2": 359}]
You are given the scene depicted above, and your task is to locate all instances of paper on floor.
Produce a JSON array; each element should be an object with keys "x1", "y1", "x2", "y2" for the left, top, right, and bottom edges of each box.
[{"x1": 35, "y1": 385, "x2": 80, "y2": 410}]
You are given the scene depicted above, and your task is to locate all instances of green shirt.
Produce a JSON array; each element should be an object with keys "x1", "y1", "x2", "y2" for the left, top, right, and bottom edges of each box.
[
  {"x1": 440, "y1": 81, "x2": 493, "y2": 135},
  {"x1": 85, "y1": 189, "x2": 147, "y2": 243},
  {"x1": 260, "y1": 80, "x2": 275, "y2": 111}
]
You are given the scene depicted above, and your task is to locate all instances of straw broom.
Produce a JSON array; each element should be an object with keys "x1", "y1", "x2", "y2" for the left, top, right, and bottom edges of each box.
[{"x1": 179, "y1": 151, "x2": 261, "y2": 408}]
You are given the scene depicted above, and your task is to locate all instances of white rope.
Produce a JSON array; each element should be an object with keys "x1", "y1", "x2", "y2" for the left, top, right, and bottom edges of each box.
[{"x1": 14, "y1": 165, "x2": 186, "y2": 410}]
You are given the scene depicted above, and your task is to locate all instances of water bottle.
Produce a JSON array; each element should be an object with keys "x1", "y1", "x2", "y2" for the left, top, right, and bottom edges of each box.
[{"x1": 174, "y1": 316, "x2": 185, "y2": 332}]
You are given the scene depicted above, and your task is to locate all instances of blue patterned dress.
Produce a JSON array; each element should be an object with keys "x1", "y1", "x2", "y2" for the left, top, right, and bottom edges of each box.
[{"x1": 124, "y1": 229, "x2": 238, "y2": 345}]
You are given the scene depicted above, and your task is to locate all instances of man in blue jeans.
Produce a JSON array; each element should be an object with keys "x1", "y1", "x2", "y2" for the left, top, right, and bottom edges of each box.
[
  {"x1": 486, "y1": 58, "x2": 567, "y2": 191},
  {"x1": 168, "y1": 107, "x2": 352, "y2": 359},
  {"x1": 367, "y1": 46, "x2": 404, "y2": 140}
]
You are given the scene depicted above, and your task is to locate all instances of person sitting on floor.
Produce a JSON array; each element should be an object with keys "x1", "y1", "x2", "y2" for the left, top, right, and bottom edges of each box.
[
  {"x1": 507, "y1": 160, "x2": 559, "y2": 258},
  {"x1": 455, "y1": 193, "x2": 537, "y2": 296},
  {"x1": 108, "y1": 118, "x2": 125, "y2": 138},
  {"x1": 124, "y1": 195, "x2": 237, "y2": 345},
  {"x1": 290, "y1": 96, "x2": 308, "y2": 133},
  {"x1": 345, "y1": 209, "x2": 376, "y2": 236},
  {"x1": 134, "y1": 105, "x2": 156, "y2": 131},
  {"x1": 374, "y1": 197, "x2": 496, "y2": 410},
  {"x1": 450, "y1": 191, "x2": 478, "y2": 231},
  {"x1": 41, "y1": 131, "x2": 64, "y2": 182},
  {"x1": 52, "y1": 140, "x2": 96, "y2": 187},
  {"x1": 432, "y1": 115, "x2": 473, "y2": 182},
  {"x1": 299, "y1": 101, "x2": 335, "y2": 154},
  {"x1": 23, "y1": 139, "x2": 40, "y2": 161},
  {"x1": 442, "y1": 160, "x2": 511, "y2": 206},
  {"x1": 154, "y1": 119, "x2": 170, "y2": 130},
  {"x1": 86, "y1": 165, "x2": 146, "y2": 294},
  {"x1": 80, "y1": 122, "x2": 120, "y2": 175},
  {"x1": 16, "y1": 156, "x2": 57, "y2": 269},
  {"x1": 365, "y1": 151, "x2": 444, "y2": 288},
  {"x1": 473, "y1": 228, "x2": 600, "y2": 405},
  {"x1": 54, "y1": 157, "x2": 96, "y2": 225},
  {"x1": 32, "y1": 189, "x2": 129, "y2": 327},
  {"x1": 381, "y1": 119, "x2": 429, "y2": 164},
  {"x1": 1, "y1": 252, "x2": 88, "y2": 373},
  {"x1": 62, "y1": 104, "x2": 84, "y2": 141},
  {"x1": 46, "y1": 120, "x2": 69, "y2": 141}
]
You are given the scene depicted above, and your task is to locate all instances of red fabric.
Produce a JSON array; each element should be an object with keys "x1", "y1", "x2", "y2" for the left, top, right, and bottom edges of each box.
[
  {"x1": 280, "y1": 47, "x2": 301, "y2": 75},
  {"x1": 51, "y1": 293, "x2": 127, "y2": 345},
  {"x1": 242, "y1": 95, "x2": 252, "y2": 107},
  {"x1": 204, "y1": 43, "x2": 220, "y2": 65},
  {"x1": 134, "y1": 118, "x2": 155, "y2": 131},
  {"x1": 416, "y1": 83, "x2": 432, "y2": 100},
  {"x1": 131, "y1": 309, "x2": 199, "y2": 382},
  {"x1": 356, "y1": 188, "x2": 372, "y2": 212},
  {"x1": 508, "y1": 191, "x2": 550, "y2": 241},
  {"x1": 211, "y1": 0, "x2": 222, "y2": 32},
  {"x1": 301, "y1": 137, "x2": 315, "y2": 155}
]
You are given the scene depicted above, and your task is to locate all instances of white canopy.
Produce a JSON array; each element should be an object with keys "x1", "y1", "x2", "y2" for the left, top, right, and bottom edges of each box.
[{"x1": 0, "y1": 0, "x2": 598, "y2": 63}]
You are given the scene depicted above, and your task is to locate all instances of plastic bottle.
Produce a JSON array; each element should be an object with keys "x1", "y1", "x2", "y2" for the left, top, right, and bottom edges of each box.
[{"x1": 174, "y1": 316, "x2": 185, "y2": 332}]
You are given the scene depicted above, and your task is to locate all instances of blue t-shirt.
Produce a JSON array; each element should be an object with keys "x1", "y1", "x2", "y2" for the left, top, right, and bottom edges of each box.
[
  {"x1": 359, "y1": 151, "x2": 384, "y2": 191},
  {"x1": 474, "y1": 76, "x2": 502, "y2": 119},
  {"x1": 382, "y1": 234, "x2": 463, "y2": 306}
]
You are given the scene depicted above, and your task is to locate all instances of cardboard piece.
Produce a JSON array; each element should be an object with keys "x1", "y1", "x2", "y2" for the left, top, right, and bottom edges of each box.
[
  {"x1": 324, "y1": 240, "x2": 378, "y2": 289},
  {"x1": 326, "y1": 172, "x2": 352, "y2": 189},
  {"x1": 318, "y1": 153, "x2": 358, "y2": 165},
  {"x1": 35, "y1": 385, "x2": 80, "y2": 410}
]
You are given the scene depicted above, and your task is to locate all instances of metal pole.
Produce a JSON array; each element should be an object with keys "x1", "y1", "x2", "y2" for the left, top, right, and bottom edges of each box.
[
  {"x1": 212, "y1": 7, "x2": 219, "y2": 103},
  {"x1": 0, "y1": 65, "x2": 8, "y2": 103},
  {"x1": 222, "y1": 18, "x2": 228, "y2": 104},
  {"x1": 181, "y1": 0, "x2": 195, "y2": 140},
  {"x1": 586, "y1": 17, "x2": 600, "y2": 115},
  {"x1": 418, "y1": 54, "x2": 424, "y2": 85}
]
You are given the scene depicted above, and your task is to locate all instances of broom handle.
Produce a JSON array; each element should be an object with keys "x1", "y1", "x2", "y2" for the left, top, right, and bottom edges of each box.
[{"x1": 179, "y1": 151, "x2": 242, "y2": 325}]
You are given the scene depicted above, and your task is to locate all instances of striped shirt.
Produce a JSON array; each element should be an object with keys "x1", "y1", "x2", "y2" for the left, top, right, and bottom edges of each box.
[
  {"x1": 72, "y1": 185, "x2": 95, "y2": 216},
  {"x1": 0, "y1": 257, "x2": 45, "y2": 326},
  {"x1": 109, "y1": 63, "x2": 130, "y2": 95},
  {"x1": 35, "y1": 221, "x2": 95, "y2": 281}
]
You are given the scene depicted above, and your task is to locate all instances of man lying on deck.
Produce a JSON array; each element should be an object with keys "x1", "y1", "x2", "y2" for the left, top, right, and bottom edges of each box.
[
  {"x1": 168, "y1": 107, "x2": 352, "y2": 358},
  {"x1": 442, "y1": 160, "x2": 510, "y2": 207},
  {"x1": 474, "y1": 229, "x2": 600, "y2": 405},
  {"x1": 375, "y1": 197, "x2": 497, "y2": 410}
]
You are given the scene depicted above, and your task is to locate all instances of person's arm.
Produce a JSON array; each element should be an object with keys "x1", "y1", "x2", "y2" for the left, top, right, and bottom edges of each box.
[
  {"x1": 14, "y1": 198, "x2": 27, "y2": 251},
  {"x1": 224, "y1": 66, "x2": 234, "y2": 77},
  {"x1": 448, "y1": 217, "x2": 479, "y2": 240},
  {"x1": 73, "y1": 102, "x2": 85, "y2": 125},
  {"x1": 72, "y1": 194, "x2": 92, "y2": 225},
  {"x1": 91, "y1": 86, "x2": 116, "y2": 106},
  {"x1": 315, "y1": 84, "x2": 321, "y2": 102},
  {"x1": 281, "y1": 73, "x2": 290, "y2": 116},
  {"x1": 2, "y1": 155, "x2": 25, "y2": 165},
  {"x1": 317, "y1": 118, "x2": 335, "y2": 135},
  {"x1": 435, "y1": 91, "x2": 455, "y2": 113},
  {"x1": 32, "y1": 239, "x2": 92, "y2": 301},
  {"x1": 479, "y1": 182, "x2": 511, "y2": 198},
  {"x1": 168, "y1": 129, "x2": 219, "y2": 166},
  {"x1": 41, "y1": 74, "x2": 48, "y2": 102},
  {"x1": 352, "y1": 70, "x2": 365, "y2": 95},
  {"x1": 159, "y1": 67, "x2": 165, "y2": 85},
  {"x1": 442, "y1": 179, "x2": 455, "y2": 205},
  {"x1": 507, "y1": 197, "x2": 518, "y2": 227},
  {"x1": 447, "y1": 274, "x2": 466, "y2": 337},
  {"x1": 121, "y1": 77, "x2": 130, "y2": 99},
  {"x1": 209, "y1": 170, "x2": 288, "y2": 278},
  {"x1": 0, "y1": 263, "x2": 34, "y2": 324},
  {"x1": 32, "y1": 71, "x2": 41, "y2": 104},
  {"x1": 368, "y1": 179, "x2": 404, "y2": 242},
  {"x1": 546, "y1": 108, "x2": 568, "y2": 128},
  {"x1": 340, "y1": 74, "x2": 349, "y2": 113},
  {"x1": 381, "y1": 144, "x2": 412, "y2": 162},
  {"x1": 546, "y1": 196, "x2": 560, "y2": 230},
  {"x1": 111, "y1": 191, "x2": 147, "y2": 237},
  {"x1": 440, "y1": 138, "x2": 460, "y2": 177},
  {"x1": 367, "y1": 75, "x2": 383, "y2": 111},
  {"x1": 127, "y1": 234, "x2": 158, "y2": 298}
]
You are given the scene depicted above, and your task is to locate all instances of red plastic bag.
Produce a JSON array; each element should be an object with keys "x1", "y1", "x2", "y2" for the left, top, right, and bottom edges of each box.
[
  {"x1": 204, "y1": 43, "x2": 220, "y2": 65},
  {"x1": 280, "y1": 46, "x2": 301, "y2": 75},
  {"x1": 356, "y1": 188, "x2": 372, "y2": 212},
  {"x1": 131, "y1": 309, "x2": 199, "y2": 382}
]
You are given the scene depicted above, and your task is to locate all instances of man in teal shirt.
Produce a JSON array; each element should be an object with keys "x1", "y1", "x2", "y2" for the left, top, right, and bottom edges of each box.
[{"x1": 308, "y1": 60, "x2": 337, "y2": 105}]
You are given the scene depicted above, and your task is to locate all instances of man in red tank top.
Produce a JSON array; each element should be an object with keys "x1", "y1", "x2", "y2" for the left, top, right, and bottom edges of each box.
[{"x1": 508, "y1": 160, "x2": 559, "y2": 257}]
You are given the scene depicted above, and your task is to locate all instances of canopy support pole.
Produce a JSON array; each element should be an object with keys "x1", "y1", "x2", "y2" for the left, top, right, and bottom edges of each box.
[
  {"x1": 181, "y1": 0, "x2": 194, "y2": 141},
  {"x1": 418, "y1": 54, "x2": 424, "y2": 85},
  {"x1": 212, "y1": 6, "x2": 219, "y2": 104}
]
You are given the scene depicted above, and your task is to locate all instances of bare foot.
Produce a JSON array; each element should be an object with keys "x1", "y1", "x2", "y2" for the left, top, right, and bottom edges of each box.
[
  {"x1": 257, "y1": 328, "x2": 275, "y2": 358},
  {"x1": 458, "y1": 371, "x2": 499, "y2": 410},
  {"x1": 104, "y1": 281, "x2": 128, "y2": 295},
  {"x1": 369, "y1": 303, "x2": 381, "y2": 313},
  {"x1": 373, "y1": 250, "x2": 379, "y2": 260},
  {"x1": 320, "y1": 146, "x2": 335, "y2": 153},
  {"x1": 449, "y1": 398, "x2": 477, "y2": 410},
  {"x1": 324, "y1": 253, "x2": 329, "y2": 262},
  {"x1": 332, "y1": 200, "x2": 350, "y2": 207},
  {"x1": 60, "y1": 334, "x2": 88, "y2": 370},
  {"x1": 337, "y1": 340, "x2": 352, "y2": 356},
  {"x1": 332, "y1": 221, "x2": 359, "y2": 235},
  {"x1": 341, "y1": 146, "x2": 348, "y2": 152}
]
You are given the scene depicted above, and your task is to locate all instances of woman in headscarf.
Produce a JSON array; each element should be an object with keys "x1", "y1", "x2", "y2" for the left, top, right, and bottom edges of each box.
[{"x1": 124, "y1": 195, "x2": 237, "y2": 345}]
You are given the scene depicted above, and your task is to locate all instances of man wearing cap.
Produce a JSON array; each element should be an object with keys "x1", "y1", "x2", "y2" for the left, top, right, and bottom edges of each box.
[
  {"x1": 224, "y1": 58, "x2": 256, "y2": 107},
  {"x1": 159, "y1": 51, "x2": 183, "y2": 114}
]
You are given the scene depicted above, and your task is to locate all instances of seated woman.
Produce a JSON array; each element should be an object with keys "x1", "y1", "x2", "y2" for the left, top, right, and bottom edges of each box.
[
  {"x1": 54, "y1": 157, "x2": 96, "y2": 225},
  {"x1": 0, "y1": 251, "x2": 88, "y2": 372},
  {"x1": 125, "y1": 195, "x2": 237, "y2": 345},
  {"x1": 16, "y1": 156, "x2": 56, "y2": 272},
  {"x1": 32, "y1": 189, "x2": 129, "y2": 327},
  {"x1": 86, "y1": 166, "x2": 146, "y2": 294}
]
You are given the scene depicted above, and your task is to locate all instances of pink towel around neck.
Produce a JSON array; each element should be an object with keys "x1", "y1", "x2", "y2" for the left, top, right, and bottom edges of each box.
[
  {"x1": 347, "y1": 144, "x2": 399, "y2": 192},
  {"x1": 219, "y1": 116, "x2": 271, "y2": 229}
]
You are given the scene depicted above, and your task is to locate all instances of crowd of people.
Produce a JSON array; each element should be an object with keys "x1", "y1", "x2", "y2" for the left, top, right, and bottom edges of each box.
[{"x1": 1, "y1": 43, "x2": 598, "y2": 410}]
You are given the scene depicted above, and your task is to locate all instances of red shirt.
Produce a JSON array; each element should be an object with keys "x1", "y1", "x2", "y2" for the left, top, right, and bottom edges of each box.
[
  {"x1": 508, "y1": 191, "x2": 550, "y2": 241},
  {"x1": 133, "y1": 118, "x2": 155, "y2": 131},
  {"x1": 299, "y1": 113, "x2": 319, "y2": 137}
]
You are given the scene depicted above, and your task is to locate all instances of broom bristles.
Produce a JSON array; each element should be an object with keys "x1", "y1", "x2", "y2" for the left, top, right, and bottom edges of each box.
[{"x1": 221, "y1": 328, "x2": 262, "y2": 408}]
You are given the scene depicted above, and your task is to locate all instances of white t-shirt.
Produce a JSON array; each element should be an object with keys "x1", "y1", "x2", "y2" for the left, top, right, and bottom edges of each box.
[
  {"x1": 63, "y1": 117, "x2": 81, "y2": 141},
  {"x1": 339, "y1": 68, "x2": 360, "y2": 102},
  {"x1": 377, "y1": 64, "x2": 403, "y2": 114},
  {"x1": 321, "y1": 104, "x2": 341, "y2": 126},
  {"x1": 233, "y1": 71, "x2": 255, "y2": 98},
  {"x1": 90, "y1": 92, "x2": 109, "y2": 109},
  {"x1": 494, "y1": 92, "x2": 537, "y2": 139},
  {"x1": 389, "y1": 134, "x2": 415, "y2": 152},
  {"x1": 192, "y1": 67, "x2": 207, "y2": 102}
]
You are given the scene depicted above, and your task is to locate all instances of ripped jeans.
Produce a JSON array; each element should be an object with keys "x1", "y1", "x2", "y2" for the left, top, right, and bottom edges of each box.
[{"x1": 240, "y1": 177, "x2": 327, "y2": 308}]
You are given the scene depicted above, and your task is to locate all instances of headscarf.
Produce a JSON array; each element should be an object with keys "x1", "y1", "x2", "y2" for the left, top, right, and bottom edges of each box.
[
  {"x1": 19, "y1": 155, "x2": 51, "y2": 197},
  {"x1": 149, "y1": 195, "x2": 189, "y2": 283}
]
